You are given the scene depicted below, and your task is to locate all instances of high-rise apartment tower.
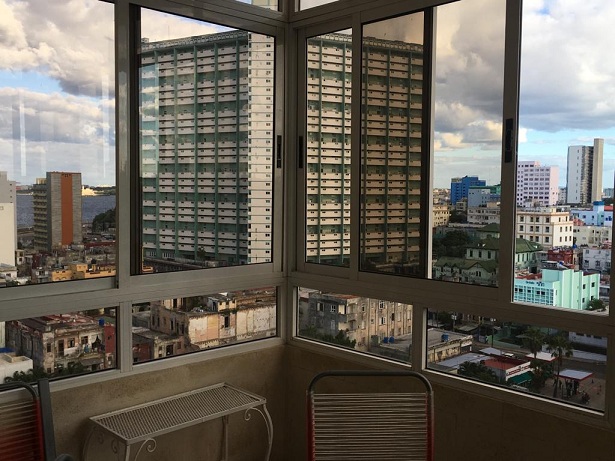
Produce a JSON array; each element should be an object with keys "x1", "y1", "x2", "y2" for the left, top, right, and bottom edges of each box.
[
  {"x1": 566, "y1": 138, "x2": 604, "y2": 205},
  {"x1": 33, "y1": 172, "x2": 83, "y2": 251}
]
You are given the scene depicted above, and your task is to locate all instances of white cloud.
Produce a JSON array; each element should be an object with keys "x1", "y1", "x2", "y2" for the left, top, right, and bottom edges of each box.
[{"x1": 0, "y1": 88, "x2": 112, "y2": 145}]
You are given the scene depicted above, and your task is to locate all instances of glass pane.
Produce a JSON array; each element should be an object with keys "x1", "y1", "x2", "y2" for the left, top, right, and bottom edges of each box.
[
  {"x1": 515, "y1": 1, "x2": 612, "y2": 312},
  {"x1": 360, "y1": 13, "x2": 424, "y2": 276},
  {"x1": 430, "y1": 0, "x2": 505, "y2": 286},
  {"x1": 3, "y1": 308, "x2": 117, "y2": 382},
  {"x1": 427, "y1": 310, "x2": 606, "y2": 412},
  {"x1": 132, "y1": 287, "x2": 276, "y2": 363},
  {"x1": 139, "y1": 10, "x2": 275, "y2": 273},
  {"x1": 298, "y1": 0, "x2": 340, "y2": 11},
  {"x1": 305, "y1": 31, "x2": 352, "y2": 267},
  {"x1": 297, "y1": 287, "x2": 413, "y2": 364},
  {"x1": 0, "y1": 2, "x2": 115, "y2": 288},
  {"x1": 239, "y1": 0, "x2": 279, "y2": 11}
]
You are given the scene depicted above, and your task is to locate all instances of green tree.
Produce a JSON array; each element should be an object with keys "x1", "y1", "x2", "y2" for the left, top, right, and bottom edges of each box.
[
  {"x1": 300, "y1": 327, "x2": 356, "y2": 349},
  {"x1": 458, "y1": 361, "x2": 499, "y2": 384},
  {"x1": 92, "y1": 208, "x2": 116, "y2": 233},
  {"x1": 527, "y1": 358, "x2": 552, "y2": 391},
  {"x1": 436, "y1": 311, "x2": 453, "y2": 329},
  {"x1": 4, "y1": 367, "x2": 50, "y2": 384},
  {"x1": 433, "y1": 230, "x2": 473, "y2": 258},
  {"x1": 521, "y1": 327, "x2": 546, "y2": 359},
  {"x1": 586, "y1": 299, "x2": 606, "y2": 311},
  {"x1": 449, "y1": 210, "x2": 467, "y2": 223},
  {"x1": 546, "y1": 333, "x2": 573, "y2": 398}
]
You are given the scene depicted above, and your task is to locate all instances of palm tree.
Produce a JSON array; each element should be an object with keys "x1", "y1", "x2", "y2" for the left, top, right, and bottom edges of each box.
[
  {"x1": 546, "y1": 333, "x2": 573, "y2": 398},
  {"x1": 521, "y1": 327, "x2": 546, "y2": 359}
]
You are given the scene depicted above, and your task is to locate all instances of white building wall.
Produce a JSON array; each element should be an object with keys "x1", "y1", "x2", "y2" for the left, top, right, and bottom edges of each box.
[
  {"x1": 247, "y1": 32, "x2": 275, "y2": 263},
  {"x1": 568, "y1": 331, "x2": 607, "y2": 350},
  {"x1": 581, "y1": 248, "x2": 611, "y2": 273},
  {"x1": 567, "y1": 139, "x2": 604, "y2": 205},
  {"x1": 0, "y1": 354, "x2": 33, "y2": 383},
  {"x1": 516, "y1": 207, "x2": 573, "y2": 248},
  {"x1": 573, "y1": 225, "x2": 612, "y2": 247},
  {"x1": 0, "y1": 203, "x2": 16, "y2": 266}
]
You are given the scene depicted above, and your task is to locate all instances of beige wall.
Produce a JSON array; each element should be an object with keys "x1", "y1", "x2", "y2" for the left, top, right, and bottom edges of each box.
[
  {"x1": 53, "y1": 346, "x2": 285, "y2": 461},
  {"x1": 50, "y1": 343, "x2": 614, "y2": 460},
  {"x1": 283, "y1": 345, "x2": 615, "y2": 461}
]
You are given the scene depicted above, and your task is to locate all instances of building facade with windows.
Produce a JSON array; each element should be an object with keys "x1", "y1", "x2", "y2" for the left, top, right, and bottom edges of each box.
[
  {"x1": 516, "y1": 206, "x2": 573, "y2": 248},
  {"x1": 514, "y1": 268, "x2": 600, "y2": 310},
  {"x1": 574, "y1": 224, "x2": 612, "y2": 247},
  {"x1": 140, "y1": 31, "x2": 274, "y2": 266},
  {"x1": 32, "y1": 172, "x2": 83, "y2": 252},
  {"x1": 566, "y1": 138, "x2": 604, "y2": 205},
  {"x1": 306, "y1": 33, "x2": 424, "y2": 271},
  {"x1": 450, "y1": 175, "x2": 486, "y2": 205},
  {"x1": 581, "y1": 248, "x2": 612, "y2": 274},
  {"x1": 516, "y1": 161, "x2": 559, "y2": 207},
  {"x1": 571, "y1": 201, "x2": 613, "y2": 227}
]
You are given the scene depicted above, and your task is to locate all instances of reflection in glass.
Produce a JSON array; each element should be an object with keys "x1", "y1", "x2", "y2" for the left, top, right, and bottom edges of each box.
[
  {"x1": 3, "y1": 308, "x2": 117, "y2": 383},
  {"x1": 515, "y1": 1, "x2": 612, "y2": 313},
  {"x1": 305, "y1": 31, "x2": 352, "y2": 267},
  {"x1": 297, "y1": 287, "x2": 413, "y2": 364},
  {"x1": 132, "y1": 287, "x2": 276, "y2": 363},
  {"x1": 139, "y1": 10, "x2": 275, "y2": 274},
  {"x1": 0, "y1": 1, "x2": 115, "y2": 288},
  {"x1": 298, "y1": 0, "x2": 339, "y2": 11},
  {"x1": 430, "y1": 0, "x2": 505, "y2": 287},
  {"x1": 427, "y1": 310, "x2": 606, "y2": 412},
  {"x1": 360, "y1": 13, "x2": 425, "y2": 276}
]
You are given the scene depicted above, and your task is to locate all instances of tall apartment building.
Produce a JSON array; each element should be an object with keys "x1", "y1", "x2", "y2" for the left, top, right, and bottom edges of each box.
[
  {"x1": 0, "y1": 171, "x2": 16, "y2": 266},
  {"x1": 140, "y1": 31, "x2": 274, "y2": 265},
  {"x1": 307, "y1": 34, "x2": 424, "y2": 271},
  {"x1": 33, "y1": 172, "x2": 83, "y2": 251},
  {"x1": 516, "y1": 161, "x2": 559, "y2": 206},
  {"x1": 450, "y1": 175, "x2": 485, "y2": 205},
  {"x1": 516, "y1": 206, "x2": 573, "y2": 248},
  {"x1": 139, "y1": 31, "x2": 423, "y2": 270},
  {"x1": 566, "y1": 138, "x2": 604, "y2": 205}
]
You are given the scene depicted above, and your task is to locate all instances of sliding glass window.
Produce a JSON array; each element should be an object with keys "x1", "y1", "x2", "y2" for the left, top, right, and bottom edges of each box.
[
  {"x1": 138, "y1": 9, "x2": 276, "y2": 274},
  {"x1": 0, "y1": 1, "x2": 116, "y2": 289}
]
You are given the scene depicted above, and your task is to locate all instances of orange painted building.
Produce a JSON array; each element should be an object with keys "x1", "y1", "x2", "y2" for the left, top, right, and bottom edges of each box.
[{"x1": 33, "y1": 172, "x2": 82, "y2": 251}]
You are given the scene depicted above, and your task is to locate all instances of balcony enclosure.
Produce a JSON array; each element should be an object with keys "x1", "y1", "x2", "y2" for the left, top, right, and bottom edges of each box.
[{"x1": 1, "y1": 0, "x2": 614, "y2": 460}]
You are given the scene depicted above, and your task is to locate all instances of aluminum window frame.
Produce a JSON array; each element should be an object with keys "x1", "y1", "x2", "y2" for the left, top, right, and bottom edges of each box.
[{"x1": 289, "y1": 0, "x2": 615, "y2": 428}]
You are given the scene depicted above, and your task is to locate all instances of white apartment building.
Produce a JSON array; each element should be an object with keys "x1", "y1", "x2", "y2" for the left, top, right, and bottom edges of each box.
[
  {"x1": 432, "y1": 204, "x2": 451, "y2": 228},
  {"x1": 0, "y1": 171, "x2": 16, "y2": 266},
  {"x1": 581, "y1": 247, "x2": 611, "y2": 273},
  {"x1": 516, "y1": 206, "x2": 573, "y2": 248},
  {"x1": 516, "y1": 161, "x2": 559, "y2": 207},
  {"x1": 573, "y1": 225, "x2": 612, "y2": 247},
  {"x1": 467, "y1": 202, "x2": 500, "y2": 225},
  {"x1": 307, "y1": 34, "x2": 424, "y2": 271},
  {"x1": 566, "y1": 138, "x2": 604, "y2": 205},
  {"x1": 140, "y1": 31, "x2": 274, "y2": 265}
]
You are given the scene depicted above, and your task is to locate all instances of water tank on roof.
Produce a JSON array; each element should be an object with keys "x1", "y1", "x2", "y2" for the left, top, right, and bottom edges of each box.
[
  {"x1": 389, "y1": 336, "x2": 395, "y2": 343},
  {"x1": 382, "y1": 337, "x2": 389, "y2": 343},
  {"x1": 98, "y1": 318, "x2": 105, "y2": 326},
  {"x1": 441, "y1": 333, "x2": 449, "y2": 342}
]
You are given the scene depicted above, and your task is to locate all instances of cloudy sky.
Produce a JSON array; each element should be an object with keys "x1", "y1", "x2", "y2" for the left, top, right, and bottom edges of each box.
[{"x1": 0, "y1": 0, "x2": 613, "y2": 192}]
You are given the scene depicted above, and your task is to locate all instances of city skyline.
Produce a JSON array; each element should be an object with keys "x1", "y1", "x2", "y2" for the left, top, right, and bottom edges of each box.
[{"x1": 0, "y1": 1, "x2": 614, "y2": 188}]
